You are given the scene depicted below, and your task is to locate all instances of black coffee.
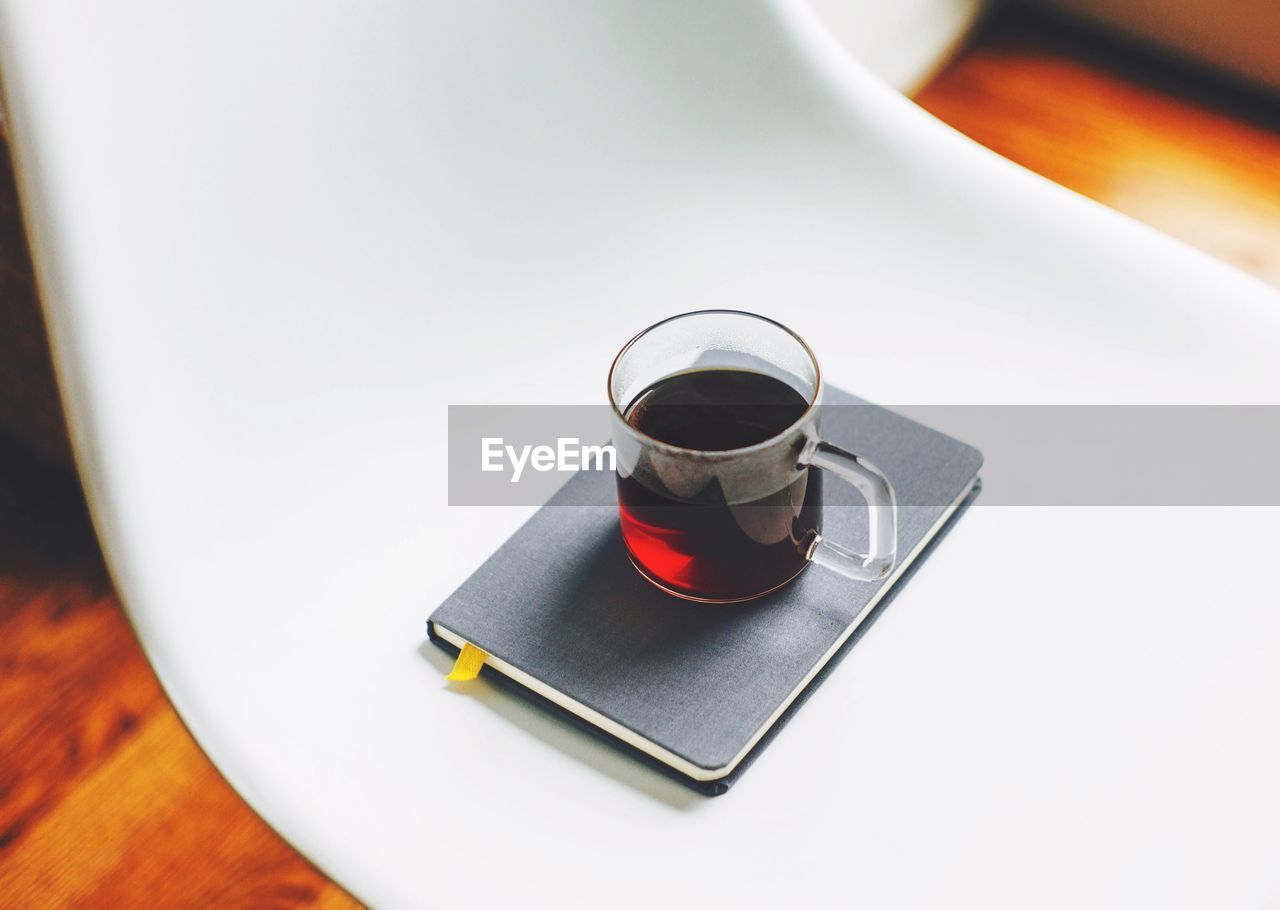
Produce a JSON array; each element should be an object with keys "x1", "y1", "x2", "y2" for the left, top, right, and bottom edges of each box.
[{"x1": 617, "y1": 369, "x2": 820, "y2": 601}]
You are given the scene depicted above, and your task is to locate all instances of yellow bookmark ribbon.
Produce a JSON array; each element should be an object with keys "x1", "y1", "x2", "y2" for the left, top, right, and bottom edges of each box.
[{"x1": 446, "y1": 643, "x2": 489, "y2": 681}]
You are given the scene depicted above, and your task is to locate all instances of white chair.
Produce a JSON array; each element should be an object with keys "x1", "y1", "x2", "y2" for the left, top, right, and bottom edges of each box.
[{"x1": 3, "y1": 2, "x2": 1277, "y2": 906}]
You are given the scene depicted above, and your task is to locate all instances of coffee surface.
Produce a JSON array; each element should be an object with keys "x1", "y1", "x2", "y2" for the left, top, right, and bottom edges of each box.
[{"x1": 622, "y1": 368, "x2": 809, "y2": 451}]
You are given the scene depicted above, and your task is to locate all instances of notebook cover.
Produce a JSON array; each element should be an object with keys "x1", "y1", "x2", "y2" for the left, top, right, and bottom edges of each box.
[{"x1": 428, "y1": 388, "x2": 983, "y2": 794}]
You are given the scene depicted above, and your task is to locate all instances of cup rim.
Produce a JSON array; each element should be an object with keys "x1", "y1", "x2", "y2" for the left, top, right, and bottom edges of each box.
[{"x1": 607, "y1": 309, "x2": 824, "y2": 458}]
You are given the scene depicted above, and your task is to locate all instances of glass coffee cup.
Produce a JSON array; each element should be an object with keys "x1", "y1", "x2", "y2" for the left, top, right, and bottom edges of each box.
[{"x1": 608, "y1": 310, "x2": 897, "y2": 602}]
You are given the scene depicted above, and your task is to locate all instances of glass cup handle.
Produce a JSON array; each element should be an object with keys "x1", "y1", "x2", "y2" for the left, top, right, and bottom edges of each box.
[{"x1": 801, "y1": 440, "x2": 898, "y2": 582}]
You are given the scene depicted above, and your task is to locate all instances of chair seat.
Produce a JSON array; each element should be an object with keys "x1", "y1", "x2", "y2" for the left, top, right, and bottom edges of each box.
[{"x1": 2, "y1": 2, "x2": 1278, "y2": 906}]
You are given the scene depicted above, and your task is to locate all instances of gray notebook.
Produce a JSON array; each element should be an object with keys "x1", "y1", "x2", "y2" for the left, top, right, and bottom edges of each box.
[{"x1": 428, "y1": 388, "x2": 982, "y2": 794}]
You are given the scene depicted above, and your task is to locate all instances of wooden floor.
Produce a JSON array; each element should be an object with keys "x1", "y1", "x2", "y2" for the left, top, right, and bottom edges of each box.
[
  {"x1": 2, "y1": 7, "x2": 1279, "y2": 907},
  {"x1": 0, "y1": 448, "x2": 357, "y2": 905},
  {"x1": 916, "y1": 8, "x2": 1280, "y2": 287}
]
